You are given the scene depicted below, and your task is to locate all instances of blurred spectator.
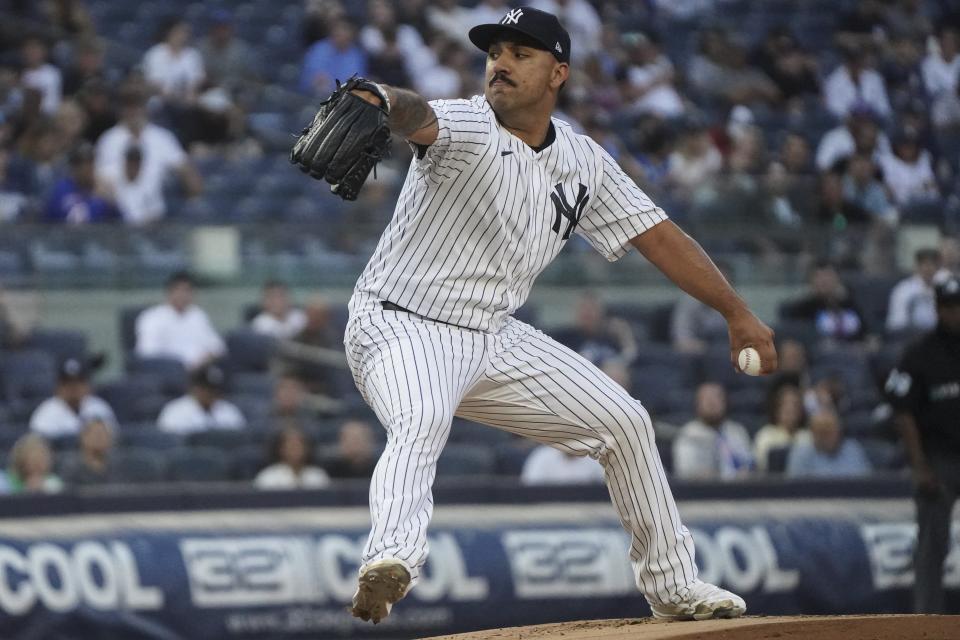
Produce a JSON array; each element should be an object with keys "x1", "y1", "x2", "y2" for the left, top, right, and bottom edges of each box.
[
  {"x1": 29, "y1": 356, "x2": 116, "y2": 439},
  {"x1": 618, "y1": 31, "x2": 685, "y2": 120},
  {"x1": 688, "y1": 29, "x2": 779, "y2": 106},
  {"x1": 884, "y1": 0, "x2": 933, "y2": 42},
  {"x1": 9, "y1": 118, "x2": 63, "y2": 196},
  {"x1": 20, "y1": 35, "x2": 61, "y2": 116},
  {"x1": 426, "y1": 0, "x2": 473, "y2": 49},
  {"x1": 198, "y1": 11, "x2": 256, "y2": 98},
  {"x1": 878, "y1": 130, "x2": 939, "y2": 207},
  {"x1": 841, "y1": 153, "x2": 897, "y2": 224},
  {"x1": 135, "y1": 271, "x2": 226, "y2": 370},
  {"x1": 157, "y1": 364, "x2": 246, "y2": 435},
  {"x1": 293, "y1": 295, "x2": 340, "y2": 349},
  {"x1": 76, "y1": 79, "x2": 117, "y2": 143},
  {"x1": 922, "y1": 25, "x2": 960, "y2": 102},
  {"x1": 300, "y1": 19, "x2": 367, "y2": 96},
  {"x1": 531, "y1": 0, "x2": 601, "y2": 62},
  {"x1": 324, "y1": 419, "x2": 377, "y2": 479},
  {"x1": 751, "y1": 27, "x2": 820, "y2": 107},
  {"x1": 753, "y1": 383, "x2": 807, "y2": 472},
  {"x1": 673, "y1": 382, "x2": 753, "y2": 479},
  {"x1": 671, "y1": 265, "x2": 730, "y2": 354},
  {"x1": 466, "y1": 0, "x2": 512, "y2": 30},
  {"x1": 881, "y1": 36, "x2": 924, "y2": 108},
  {"x1": 667, "y1": 119, "x2": 721, "y2": 196},
  {"x1": 834, "y1": 0, "x2": 891, "y2": 52},
  {"x1": 62, "y1": 37, "x2": 111, "y2": 98},
  {"x1": 41, "y1": 0, "x2": 96, "y2": 41},
  {"x1": 414, "y1": 39, "x2": 469, "y2": 100},
  {"x1": 552, "y1": 293, "x2": 637, "y2": 365},
  {"x1": 775, "y1": 338, "x2": 811, "y2": 387},
  {"x1": 302, "y1": 0, "x2": 348, "y2": 46},
  {"x1": 887, "y1": 248, "x2": 941, "y2": 334},
  {"x1": 95, "y1": 86, "x2": 202, "y2": 220},
  {"x1": 143, "y1": 19, "x2": 205, "y2": 105},
  {"x1": 255, "y1": 424, "x2": 331, "y2": 489},
  {"x1": 815, "y1": 170, "x2": 871, "y2": 228},
  {"x1": 103, "y1": 145, "x2": 167, "y2": 225},
  {"x1": 3, "y1": 434, "x2": 62, "y2": 494},
  {"x1": 367, "y1": 25, "x2": 413, "y2": 89},
  {"x1": 939, "y1": 235, "x2": 960, "y2": 275},
  {"x1": 0, "y1": 147, "x2": 29, "y2": 222},
  {"x1": 521, "y1": 445, "x2": 605, "y2": 485},
  {"x1": 361, "y1": 0, "x2": 435, "y2": 84},
  {"x1": 271, "y1": 373, "x2": 313, "y2": 421},
  {"x1": 780, "y1": 261, "x2": 868, "y2": 342},
  {"x1": 785, "y1": 410, "x2": 871, "y2": 477},
  {"x1": 0, "y1": 285, "x2": 33, "y2": 348},
  {"x1": 630, "y1": 116, "x2": 674, "y2": 192},
  {"x1": 44, "y1": 142, "x2": 116, "y2": 224},
  {"x1": 816, "y1": 106, "x2": 891, "y2": 172},
  {"x1": 55, "y1": 99, "x2": 88, "y2": 152},
  {"x1": 823, "y1": 48, "x2": 892, "y2": 120},
  {"x1": 252, "y1": 281, "x2": 308, "y2": 340},
  {"x1": 765, "y1": 133, "x2": 815, "y2": 226},
  {"x1": 62, "y1": 418, "x2": 116, "y2": 486}
]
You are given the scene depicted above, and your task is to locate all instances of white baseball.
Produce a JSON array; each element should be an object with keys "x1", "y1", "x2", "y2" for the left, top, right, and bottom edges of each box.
[{"x1": 738, "y1": 347, "x2": 762, "y2": 376}]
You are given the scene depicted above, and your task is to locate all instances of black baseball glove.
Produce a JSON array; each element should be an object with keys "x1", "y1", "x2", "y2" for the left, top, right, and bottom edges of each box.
[{"x1": 290, "y1": 76, "x2": 391, "y2": 201}]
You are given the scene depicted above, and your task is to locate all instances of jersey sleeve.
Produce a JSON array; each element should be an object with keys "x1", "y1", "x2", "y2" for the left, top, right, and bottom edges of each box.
[
  {"x1": 412, "y1": 98, "x2": 489, "y2": 185},
  {"x1": 884, "y1": 344, "x2": 925, "y2": 414},
  {"x1": 576, "y1": 145, "x2": 668, "y2": 261}
]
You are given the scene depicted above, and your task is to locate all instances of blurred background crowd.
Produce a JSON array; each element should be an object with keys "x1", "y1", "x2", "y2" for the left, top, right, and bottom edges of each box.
[{"x1": 1, "y1": 0, "x2": 960, "y2": 494}]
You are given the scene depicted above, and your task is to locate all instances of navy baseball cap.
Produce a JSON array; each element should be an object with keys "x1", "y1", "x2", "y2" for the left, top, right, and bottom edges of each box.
[
  {"x1": 469, "y1": 7, "x2": 571, "y2": 64},
  {"x1": 936, "y1": 276, "x2": 960, "y2": 305}
]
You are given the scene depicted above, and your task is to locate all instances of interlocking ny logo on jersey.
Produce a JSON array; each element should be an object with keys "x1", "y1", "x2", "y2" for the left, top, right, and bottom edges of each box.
[
  {"x1": 501, "y1": 8, "x2": 523, "y2": 24},
  {"x1": 550, "y1": 183, "x2": 589, "y2": 239}
]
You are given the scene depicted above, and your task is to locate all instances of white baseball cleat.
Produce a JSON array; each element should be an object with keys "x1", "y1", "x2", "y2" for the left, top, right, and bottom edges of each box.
[
  {"x1": 649, "y1": 581, "x2": 747, "y2": 621},
  {"x1": 350, "y1": 558, "x2": 412, "y2": 624}
]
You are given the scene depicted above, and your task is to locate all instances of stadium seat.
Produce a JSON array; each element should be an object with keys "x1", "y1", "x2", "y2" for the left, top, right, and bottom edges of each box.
[
  {"x1": 766, "y1": 446, "x2": 790, "y2": 473},
  {"x1": 448, "y1": 419, "x2": 515, "y2": 445},
  {"x1": 117, "y1": 429, "x2": 182, "y2": 450},
  {"x1": 126, "y1": 356, "x2": 188, "y2": 397},
  {"x1": 229, "y1": 372, "x2": 275, "y2": 399},
  {"x1": 225, "y1": 330, "x2": 277, "y2": 373},
  {"x1": 118, "y1": 305, "x2": 149, "y2": 355},
  {"x1": 858, "y1": 438, "x2": 904, "y2": 471},
  {"x1": 229, "y1": 445, "x2": 267, "y2": 481},
  {"x1": 97, "y1": 378, "x2": 167, "y2": 423},
  {"x1": 165, "y1": 446, "x2": 230, "y2": 483},
  {"x1": 186, "y1": 429, "x2": 255, "y2": 450},
  {"x1": 23, "y1": 329, "x2": 88, "y2": 363},
  {"x1": 494, "y1": 443, "x2": 531, "y2": 476},
  {"x1": 113, "y1": 448, "x2": 166, "y2": 484},
  {"x1": 436, "y1": 444, "x2": 496, "y2": 477},
  {"x1": 0, "y1": 350, "x2": 56, "y2": 419}
]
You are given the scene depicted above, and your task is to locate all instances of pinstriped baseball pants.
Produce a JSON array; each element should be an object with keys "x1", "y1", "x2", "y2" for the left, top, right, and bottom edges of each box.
[{"x1": 344, "y1": 305, "x2": 699, "y2": 605}]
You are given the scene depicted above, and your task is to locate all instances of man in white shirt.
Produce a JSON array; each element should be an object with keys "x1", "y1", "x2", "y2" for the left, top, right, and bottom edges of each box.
[
  {"x1": 822, "y1": 48, "x2": 891, "y2": 121},
  {"x1": 95, "y1": 86, "x2": 202, "y2": 221},
  {"x1": 922, "y1": 25, "x2": 960, "y2": 100},
  {"x1": 29, "y1": 357, "x2": 116, "y2": 439},
  {"x1": 251, "y1": 281, "x2": 307, "y2": 340},
  {"x1": 136, "y1": 271, "x2": 226, "y2": 370},
  {"x1": 815, "y1": 106, "x2": 891, "y2": 172},
  {"x1": 157, "y1": 364, "x2": 245, "y2": 435},
  {"x1": 520, "y1": 444, "x2": 606, "y2": 485},
  {"x1": 673, "y1": 382, "x2": 753, "y2": 479},
  {"x1": 887, "y1": 248, "x2": 942, "y2": 334},
  {"x1": 20, "y1": 36, "x2": 61, "y2": 116}
]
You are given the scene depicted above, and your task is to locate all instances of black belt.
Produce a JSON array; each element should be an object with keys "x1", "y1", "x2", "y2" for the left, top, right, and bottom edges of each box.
[{"x1": 380, "y1": 300, "x2": 476, "y2": 332}]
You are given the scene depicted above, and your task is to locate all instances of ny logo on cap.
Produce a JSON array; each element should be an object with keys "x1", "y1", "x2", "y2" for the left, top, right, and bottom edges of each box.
[
  {"x1": 555, "y1": 42, "x2": 562, "y2": 53},
  {"x1": 501, "y1": 8, "x2": 524, "y2": 24}
]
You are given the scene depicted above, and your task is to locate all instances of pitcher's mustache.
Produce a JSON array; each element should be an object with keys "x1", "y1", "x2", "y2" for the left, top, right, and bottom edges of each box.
[{"x1": 490, "y1": 72, "x2": 515, "y2": 86}]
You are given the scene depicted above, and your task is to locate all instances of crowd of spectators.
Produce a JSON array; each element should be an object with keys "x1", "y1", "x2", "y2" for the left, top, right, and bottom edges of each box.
[
  {"x1": 3, "y1": 0, "x2": 960, "y2": 492},
  {"x1": 0, "y1": 0, "x2": 956, "y2": 271}
]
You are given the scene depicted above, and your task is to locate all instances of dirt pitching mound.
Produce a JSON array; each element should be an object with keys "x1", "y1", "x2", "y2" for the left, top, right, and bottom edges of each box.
[{"x1": 422, "y1": 615, "x2": 958, "y2": 640}]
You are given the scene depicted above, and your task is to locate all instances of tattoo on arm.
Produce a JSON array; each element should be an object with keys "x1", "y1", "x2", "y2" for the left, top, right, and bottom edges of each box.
[{"x1": 384, "y1": 86, "x2": 437, "y2": 138}]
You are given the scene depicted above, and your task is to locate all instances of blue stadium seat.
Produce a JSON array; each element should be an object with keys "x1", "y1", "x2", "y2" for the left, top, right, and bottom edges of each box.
[
  {"x1": 225, "y1": 330, "x2": 277, "y2": 373},
  {"x1": 126, "y1": 356, "x2": 189, "y2": 397},
  {"x1": 117, "y1": 429, "x2": 182, "y2": 450},
  {"x1": 494, "y1": 443, "x2": 532, "y2": 476},
  {"x1": 436, "y1": 444, "x2": 496, "y2": 477},
  {"x1": 858, "y1": 437, "x2": 904, "y2": 471},
  {"x1": 118, "y1": 305, "x2": 149, "y2": 355},
  {"x1": 186, "y1": 429, "x2": 256, "y2": 449},
  {"x1": 113, "y1": 447, "x2": 166, "y2": 484},
  {"x1": 1, "y1": 350, "x2": 56, "y2": 419},
  {"x1": 448, "y1": 419, "x2": 515, "y2": 445},
  {"x1": 166, "y1": 446, "x2": 230, "y2": 482},
  {"x1": 230, "y1": 372, "x2": 275, "y2": 398},
  {"x1": 229, "y1": 445, "x2": 267, "y2": 481},
  {"x1": 97, "y1": 377, "x2": 167, "y2": 423},
  {"x1": 23, "y1": 329, "x2": 88, "y2": 363}
]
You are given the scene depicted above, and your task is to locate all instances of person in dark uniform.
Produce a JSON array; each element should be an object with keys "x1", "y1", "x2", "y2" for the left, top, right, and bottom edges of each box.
[{"x1": 885, "y1": 276, "x2": 960, "y2": 613}]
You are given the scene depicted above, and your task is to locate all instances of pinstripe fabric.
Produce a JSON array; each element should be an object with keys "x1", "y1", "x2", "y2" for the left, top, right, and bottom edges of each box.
[
  {"x1": 343, "y1": 94, "x2": 695, "y2": 606},
  {"x1": 345, "y1": 311, "x2": 698, "y2": 605}
]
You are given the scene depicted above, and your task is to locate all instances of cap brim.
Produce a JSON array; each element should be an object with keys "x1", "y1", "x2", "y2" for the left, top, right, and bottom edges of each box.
[{"x1": 468, "y1": 23, "x2": 551, "y2": 55}]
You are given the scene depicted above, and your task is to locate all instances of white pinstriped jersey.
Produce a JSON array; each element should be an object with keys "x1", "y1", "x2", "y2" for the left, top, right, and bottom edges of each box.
[{"x1": 352, "y1": 94, "x2": 667, "y2": 332}]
